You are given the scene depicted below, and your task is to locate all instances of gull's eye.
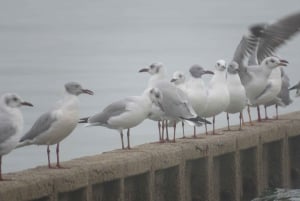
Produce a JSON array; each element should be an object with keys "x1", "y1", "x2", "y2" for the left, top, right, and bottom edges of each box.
[
  {"x1": 179, "y1": 74, "x2": 182, "y2": 78},
  {"x1": 150, "y1": 65, "x2": 154, "y2": 69},
  {"x1": 270, "y1": 59, "x2": 275, "y2": 63},
  {"x1": 155, "y1": 94, "x2": 160, "y2": 98},
  {"x1": 12, "y1": 97, "x2": 18, "y2": 102}
]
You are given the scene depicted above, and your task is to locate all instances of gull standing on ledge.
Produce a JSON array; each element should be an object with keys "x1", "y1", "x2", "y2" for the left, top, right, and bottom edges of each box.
[
  {"x1": 139, "y1": 63, "x2": 210, "y2": 142},
  {"x1": 0, "y1": 93, "x2": 33, "y2": 180},
  {"x1": 225, "y1": 61, "x2": 247, "y2": 130},
  {"x1": 79, "y1": 88, "x2": 162, "y2": 149},
  {"x1": 170, "y1": 71, "x2": 187, "y2": 138},
  {"x1": 232, "y1": 12, "x2": 300, "y2": 122},
  {"x1": 18, "y1": 82, "x2": 93, "y2": 168},
  {"x1": 171, "y1": 65, "x2": 214, "y2": 137},
  {"x1": 139, "y1": 63, "x2": 167, "y2": 142},
  {"x1": 264, "y1": 68, "x2": 292, "y2": 119},
  {"x1": 202, "y1": 60, "x2": 230, "y2": 135}
]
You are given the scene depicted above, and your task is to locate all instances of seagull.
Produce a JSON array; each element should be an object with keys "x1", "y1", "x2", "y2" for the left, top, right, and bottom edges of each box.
[
  {"x1": 170, "y1": 71, "x2": 187, "y2": 138},
  {"x1": 232, "y1": 11, "x2": 300, "y2": 123},
  {"x1": 0, "y1": 93, "x2": 33, "y2": 180},
  {"x1": 264, "y1": 68, "x2": 292, "y2": 119},
  {"x1": 225, "y1": 61, "x2": 247, "y2": 130},
  {"x1": 171, "y1": 65, "x2": 214, "y2": 137},
  {"x1": 139, "y1": 63, "x2": 167, "y2": 142},
  {"x1": 152, "y1": 81, "x2": 211, "y2": 141},
  {"x1": 139, "y1": 63, "x2": 210, "y2": 141},
  {"x1": 79, "y1": 87, "x2": 162, "y2": 149},
  {"x1": 201, "y1": 60, "x2": 230, "y2": 135},
  {"x1": 18, "y1": 82, "x2": 93, "y2": 168}
]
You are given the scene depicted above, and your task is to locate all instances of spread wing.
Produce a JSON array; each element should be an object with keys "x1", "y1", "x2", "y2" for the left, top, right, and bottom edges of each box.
[{"x1": 256, "y1": 12, "x2": 300, "y2": 63}]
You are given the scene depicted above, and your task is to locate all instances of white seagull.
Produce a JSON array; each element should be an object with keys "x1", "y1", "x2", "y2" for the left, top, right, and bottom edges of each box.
[
  {"x1": 139, "y1": 63, "x2": 167, "y2": 142},
  {"x1": 18, "y1": 82, "x2": 93, "y2": 168},
  {"x1": 139, "y1": 63, "x2": 210, "y2": 141},
  {"x1": 202, "y1": 60, "x2": 230, "y2": 135},
  {"x1": 152, "y1": 81, "x2": 210, "y2": 141},
  {"x1": 79, "y1": 87, "x2": 162, "y2": 149},
  {"x1": 264, "y1": 68, "x2": 292, "y2": 119},
  {"x1": 225, "y1": 61, "x2": 247, "y2": 130},
  {"x1": 171, "y1": 65, "x2": 214, "y2": 137},
  {"x1": 170, "y1": 71, "x2": 187, "y2": 138},
  {"x1": 0, "y1": 93, "x2": 33, "y2": 180}
]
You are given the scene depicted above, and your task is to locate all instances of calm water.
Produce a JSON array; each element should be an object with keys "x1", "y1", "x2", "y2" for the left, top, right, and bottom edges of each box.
[{"x1": 0, "y1": 0, "x2": 300, "y2": 174}]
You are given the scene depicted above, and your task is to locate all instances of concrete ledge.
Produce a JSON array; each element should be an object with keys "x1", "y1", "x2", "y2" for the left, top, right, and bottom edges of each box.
[{"x1": 1, "y1": 111, "x2": 300, "y2": 201}]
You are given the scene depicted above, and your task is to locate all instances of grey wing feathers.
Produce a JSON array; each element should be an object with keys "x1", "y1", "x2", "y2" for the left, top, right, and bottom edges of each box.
[
  {"x1": 20, "y1": 112, "x2": 57, "y2": 141},
  {"x1": 232, "y1": 25, "x2": 263, "y2": 70},
  {"x1": 88, "y1": 99, "x2": 128, "y2": 124},
  {"x1": 256, "y1": 12, "x2": 300, "y2": 63},
  {"x1": 279, "y1": 69, "x2": 292, "y2": 106},
  {"x1": 254, "y1": 83, "x2": 272, "y2": 100},
  {"x1": 0, "y1": 123, "x2": 17, "y2": 143}
]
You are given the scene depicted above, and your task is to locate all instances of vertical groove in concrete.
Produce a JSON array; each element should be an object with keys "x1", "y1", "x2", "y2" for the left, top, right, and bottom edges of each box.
[
  {"x1": 178, "y1": 161, "x2": 186, "y2": 201},
  {"x1": 263, "y1": 141, "x2": 283, "y2": 188},
  {"x1": 289, "y1": 136, "x2": 300, "y2": 188},
  {"x1": 124, "y1": 172, "x2": 150, "y2": 201},
  {"x1": 120, "y1": 178, "x2": 125, "y2": 201},
  {"x1": 218, "y1": 153, "x2": 236, "y2": 201},
  {"x1": 207, "y1": 156, "x2": 216, "y2": 201},
  {"x1": 148, "y1": 170, "x2": 155, "y2": 201},
  {"x1": 256, "y1": 136, "x2": 264, "y2": 195},
  {"x1": 185, "y1": 158, "x2": 208, "y2": 201},
  {"x1": 235, "y1": 139, "x2": 241, "y2": 201},
  {"x1": 154, "y1": 166, "x2": 180, "y2": 201},
  {"x1": 282, "y1": 133, "x2": 291, "y2": 188},
  {"x1": 86, "y1": 185, "x2": 92, "y2": 201},
  {"x1": 240, "y1": 147, "x2": 257, "y2": 201}
]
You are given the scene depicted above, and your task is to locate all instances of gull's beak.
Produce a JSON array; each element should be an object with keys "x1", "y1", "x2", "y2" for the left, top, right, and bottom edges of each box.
[
  {"x1": 279, "y1": 59, "x2": 289, "y2": 67},
  {"x1": 21, "y1": 101, "x2": 33, "y2": 107},
  {"x1": 170, "y1": 78, "x2": 177, "y2": 82},
  {"x1": 82, "y1": 89, "x2": 94, "y2": 95},
  {"x1": 204, "y1": 70, "x2": 214, "y2": 75},
  {"x1": 139, "y1": 68, "x2": 149, "y2": 73}
]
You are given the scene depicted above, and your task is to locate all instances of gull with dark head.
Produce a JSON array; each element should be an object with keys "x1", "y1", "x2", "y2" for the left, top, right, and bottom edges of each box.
[
  {"x1": 171, "y1": 65, "x2": 214, "y2": 137},
  {"x1": 18, "y1": 82, "x2": 93, "y2": 169}
]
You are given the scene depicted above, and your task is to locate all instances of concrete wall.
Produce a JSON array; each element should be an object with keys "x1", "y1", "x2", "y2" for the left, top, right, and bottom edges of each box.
[{"x1": 1, "y1": 111, "x2": 300, "y2": 201}]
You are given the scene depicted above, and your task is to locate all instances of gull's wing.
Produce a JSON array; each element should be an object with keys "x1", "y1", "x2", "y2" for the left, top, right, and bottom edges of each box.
[
  {"x1": 20, "y1": 112, "x2": 57, "y2": 142},
  {"x1": 88, "y1": 98, "x2": 131, "y2": 125},
  {"x1": 232, "y1": 25, "x2": 263, "y2": 71},
  {"x1": 256, "y1": 12, "x2": 300, "y2": 63},
  {"x1": 0, "y1": 121, "x2": 17, "y2": 144}
]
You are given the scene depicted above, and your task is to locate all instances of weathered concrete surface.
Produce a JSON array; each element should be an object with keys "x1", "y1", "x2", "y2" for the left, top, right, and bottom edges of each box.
[{"x1": 0, "y1": 111, "x2": 300, "y2": 201}]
